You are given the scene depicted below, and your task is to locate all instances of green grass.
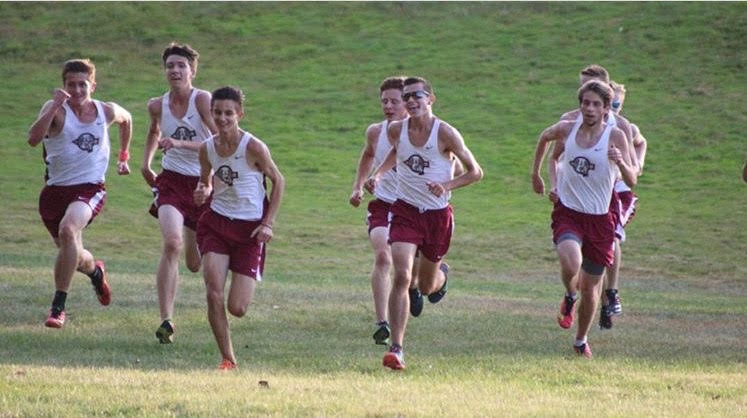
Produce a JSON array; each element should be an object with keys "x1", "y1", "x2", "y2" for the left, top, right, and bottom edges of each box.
[{"x1": 0, "y1": 2, "x2": 746, "y2": 416}]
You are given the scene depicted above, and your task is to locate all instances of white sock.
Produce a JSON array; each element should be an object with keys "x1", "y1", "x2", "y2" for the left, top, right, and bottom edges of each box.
[{"x1": 574, "y1": 337, "x2": 587, "y2": 347}]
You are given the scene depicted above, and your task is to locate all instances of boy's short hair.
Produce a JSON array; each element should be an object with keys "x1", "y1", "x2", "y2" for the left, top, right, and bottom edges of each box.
[
  {"x1": 579, "y1": 64, "x2": 610, "y2": 84},
  {"x1": 162, "y1": 42, "x2": 200, "y2": 72},
  {"x1": 404, "y1": 76, "x2": 434, "y2": 95},
  {"x1": 211, "y1": 86, "x2": 245, "y2": 109},
  {"x1": 577, "y1": 79, "x2": 613, "y2": 107},
  {"x1": 62, "y1": 59, "x2": 96, "y2": 83},
  {"x1": 379, "y1": 76, "x2": 406, "y2": 93}
]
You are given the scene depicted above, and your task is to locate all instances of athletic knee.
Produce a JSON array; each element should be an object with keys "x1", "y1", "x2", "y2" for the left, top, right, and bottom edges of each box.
[
  {"x1": 374, "y1": 249, "x2": 392, "y2": 269},
  {"x1": 186, "y1": 259, "x2": 201, "y2": 273},
  {"x1": 162, "y1": 236, "x2": 183, "y2": 256},
  {"x1": 205, "y1": 287, "x2": 224, "y2": 305},
  {"x1": 57, "y1": 223, "x2": 78, "y2": 244},
  {"x1": 228, "y1": 302, "x2": 249, "y2": 318}
]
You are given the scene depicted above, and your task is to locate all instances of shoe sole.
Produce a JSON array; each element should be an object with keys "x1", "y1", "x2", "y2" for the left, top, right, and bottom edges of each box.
[
  {"x1": 45, "y1": 320, "x2": 64, "y2": 328},
  {"x1": 156, "y1": 327, "x2": 174, "y2": 344},
  {"x1": 427, "y1": 263, "x2": 449, "y2": 304},
  {"x1": 382, "y1": 353, "x2": 405, "y2": 370},
  {"x1": 373, "y1": 327, "x2": 390, "y2": 345},
  {"x1": 557, "y1": 314, "x2": 573, "y2": 329},
  {"x1": 94, "y1": 260, "x2": 111, "y2": 306}
]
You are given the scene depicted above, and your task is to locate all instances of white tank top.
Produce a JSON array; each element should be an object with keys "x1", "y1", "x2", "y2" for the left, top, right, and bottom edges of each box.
[
  {"x1": 206, "y1": 132, "x2": 266, "y2": 220},
  {"x1": 557, "y1": 120, "x2": 617, "y2": 215},
  {"x1": 44, "y1": 100, "x2": 110, "y2": 186},
  {"x1": 396, "y1": 118, "x2": 452, "y2": 210},
  {"x1": 161, "y1": 89, "x2": 212, "y2": 176},
  {"x1": 373, "y1": 120, "x2": 398, "y2": 203}
]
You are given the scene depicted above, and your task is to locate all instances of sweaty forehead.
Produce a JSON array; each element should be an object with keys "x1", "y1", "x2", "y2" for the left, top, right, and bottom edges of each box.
[
  {"x1": 582, "y1": 91, "x2": 603, "y2": 102},
  {"x1": 165, "y1": 55, "x2": 190, "y2": 65},
  {"x1": 381, "y1": 89, "x2": 402, "y2": 100},
  {"x1": 403, "y1": 83, "x2": 424, "y2": 93},
  {"x1": 212, "y1": 99, "x2": 240, "y2": 111},
  {"x1": 64, "y1": 72, "x2": 90, "y2": 84}
]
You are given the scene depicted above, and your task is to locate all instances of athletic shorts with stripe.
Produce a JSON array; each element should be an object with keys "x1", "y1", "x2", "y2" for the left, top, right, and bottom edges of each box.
[
  {"x1": 366, "y1": 198, "x2": 392, "y2": 234},
  {"x1": 388, "y1": 199, "x2": 453, "y2": 263},
  {"x1": 196, "y1": 209, "x2": 266, "y2": 280},
  {"x1": 39, "y1": 183, "x2": 106, "y2": 238},
  {"x1": 551, "y1": 200, "x2": 617, "y2": 267},
  {"x1": 149, "y1": 169, "x2": 210, "y2": 230}
]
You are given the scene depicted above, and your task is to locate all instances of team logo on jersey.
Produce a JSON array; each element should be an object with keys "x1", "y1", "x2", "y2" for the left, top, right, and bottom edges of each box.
[
  {"x1": 215, "y1": 165, "x2": 239, "y2": 186},
  {"x1": 569, "y1": 156, "x2": 595, "y2": 177},
  {"x1": 404, "y1": 154, "x2": 430, "y2": 175},
  {"x1": 171, "y1": 126, "x2": 196, "y2": 141},
  {"x1": 72, "y1": 133, "x2": 99, "y2": 152}
]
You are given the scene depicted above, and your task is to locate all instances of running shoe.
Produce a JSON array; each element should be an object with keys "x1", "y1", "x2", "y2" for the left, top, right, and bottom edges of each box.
[
  {"x1": 156, "y1": 319, "x2": 175, "y2": 344},
  {"x1": 574, "y1": 342, "x2": 592, "y2": 359},
  {"x1": 92, "y1": 260, "x2": 111, "y2": 306},
  {"x1": 557, "y1": 294, "x2": 577, "y2": 329},
  {"x1": 599, "y1": 305, "x2": 613, "y2": 330},
  {"x1": 427, "y1": 262, "x2": 449, "y2": 304},
  {"x1": 382, "y1": 345, "x2": 405, "y2": 370},
  {"x1": 45, "y1": 308, "x2": 66, "y2": 328},
  {"x1": 409, "y1": 287, "x2": 424, "y2": 317},
  {"x1": 218, "y1": 359, "x2": 237, "y2": 371},
  {"x1": 373, "y1": 321, "x2": 391, "y2": 345},
  {"x1": 606, "y1": 289, "x2": 622, "y2": 315}
]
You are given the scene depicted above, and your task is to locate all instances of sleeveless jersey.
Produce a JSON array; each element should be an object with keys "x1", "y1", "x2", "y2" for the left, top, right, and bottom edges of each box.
[
  {"x1": 576, "y1": 110, "x2": 630, "y2": 193},
  {"x1": 44, "y1": 100, "x2": 110, "y2": 186},
  {"x1": 161, "y1": 89, "x2": 212, "y2": 176},
  {"x1": 557, "y1": 120, "x2": 617, "y2": 215},
  {"x1": 206, "y1": 132, "x2": 266, "y2": 221},
  {"x1": 396, "y1": 118, "x2": 452, "y2": 210},
  {"x1": 373, "y1": 120, "x2": 398, "y2": 203}
]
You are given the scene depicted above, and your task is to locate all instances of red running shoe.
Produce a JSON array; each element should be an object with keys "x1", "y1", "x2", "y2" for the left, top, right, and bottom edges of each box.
[
  {"x1": 93, "y1": 260, "x2": 111, "y2": 306},
  {"x1": 45, "y1": 309, "x2": 66, "y2": 328},
  {"x1": 557, "y1": 295, "x2": 577, "y2": 329},
  {"x1": 382, "y1": 345, "x2": 405, "y2": 370},
  {"x1": 218, "y1": 359, "x2": 237, "y2": 371},
  {"x1": 574, "y1": 342, "x2": 592, "y2": 359}
]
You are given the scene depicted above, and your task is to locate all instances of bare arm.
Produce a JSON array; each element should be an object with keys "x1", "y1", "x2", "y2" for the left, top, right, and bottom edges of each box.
[
  {"x1": 631, "y1": 123, "x2": 647, "y2": 175},
  {"x1": 433, "y1": 124, "x2": 483, "y2": 196},
  {"x1": 28, "y1": 90, "x2": 69, "y2": 146},
  {"x1": 350, "y1": 123, "x2": 379, "y2": 207},
  {"x1": 141, "y1": 98, "x2": 162, "y2": 187},
  {"x1": 160, "y1": 90, "x2": 217, "y2": 153},
  {"x1": 364, "y1": 121, "x2": 401, "y2": 193},
  {"x1": 104, "y1": 101, "x2": 133, "y2": 175},
  {"x1": 248, "y1": 138, "x2": 285, "y2": 243},
  {"x1": 531, "y1": 121, "x2": 568, "y2": 195},
  {"x1": 193, "y1": 143, "x2": 213, "y2": 206},
  {"x1": 608, "y1": 128, "x2": 637, "y2": 188},
  {"x1": 617, "y1": 116, "x2": 640, "y2": 175}
]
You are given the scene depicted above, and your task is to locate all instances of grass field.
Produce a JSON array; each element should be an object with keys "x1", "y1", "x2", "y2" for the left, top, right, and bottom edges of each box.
[{"x1": 0, "y1": 2, "x2": 745, "y2": 417}]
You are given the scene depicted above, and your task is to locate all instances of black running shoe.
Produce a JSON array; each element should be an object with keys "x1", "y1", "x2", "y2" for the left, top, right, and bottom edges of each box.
[
  {"x1": 606, "y1": 289, "x2": 622, "y2": 315},
  {"x1": 156, "y1": 319, "x2": 174, "y2": 344},
  {"x1": 599, "y1": 305, "x2": 613, "y2": 330},
  {"x1": 409, "y1": 287, "x2": 424, "y2": 317},
  {"x1": 373, "y1": 321, "x2": 390, "y2": 345},
  {"x1": 427, "y1": 263, "x2": 449, "y2": 304}
]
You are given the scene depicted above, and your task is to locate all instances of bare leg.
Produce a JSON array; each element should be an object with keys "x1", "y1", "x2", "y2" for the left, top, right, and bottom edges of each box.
[
  {"x1": 556, "y1": 239, "x2": 582, "y2": 294},
  {"x1": 576, "y1": 269, "x2": 604, "y2": 341},
  {"x1": 156, "y1": 205, "x2": 185, "y2": 322},
  {"x1": 388, "y1": 242, "x2": 417, "y2": 347},
  {"x1": 54, "y1": 202, "x2": 94, "y2": 292},
  {"x1": 369, "y1": 227, "x2": 392, "y2": 323},
  {"x1": 184, "y1": 227, "x2": 201, "y2": 273},
  {"x1": 416, "y1": 256, "x2": 446, "y2": 295},
  {"x1": 202, "y1": 252, "x2": 234, "y2": 364},
  {"x1": 226, "y1": 271, "x2": 257, "y2": 318},
  {"x1": 603, "y1": 239, "x2": 622, "y2": 303}
]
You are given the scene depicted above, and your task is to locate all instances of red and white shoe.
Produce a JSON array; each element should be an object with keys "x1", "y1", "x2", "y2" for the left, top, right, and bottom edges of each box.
[
  {"x1": 574, "y1": 342, "x2": 592, "y2": 359},
  {"x1": 382, "y1": 345, "x2": 405, "y2": 370},
  {"x1": 218, "y1": 359, "x2": 237, "y2": 371},
  {"x1": 45, "y1": 309, "x2": 66, "y2": 328},
  {"x1": 93, "y1": 260, "x2": 111, "y2": 306}
]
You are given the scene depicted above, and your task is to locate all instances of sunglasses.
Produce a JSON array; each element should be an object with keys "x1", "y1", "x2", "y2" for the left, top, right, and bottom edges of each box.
[
  {"x1": 402, "y1": 90, "x2": 430, "y2": 101},
  {"x1": 611, "y1": 100, "x2": 621, "y2": 109}
]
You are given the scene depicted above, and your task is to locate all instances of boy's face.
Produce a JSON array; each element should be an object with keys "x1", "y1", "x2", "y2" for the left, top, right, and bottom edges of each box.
[
  {"x1": 164, "y1": 55, "x2": 194, "y2": 88},
  {"x1": 380, "y1": 88, "x2": 406, "y2": 121},
  {"x1": 63, "y1": 72, "x2": 95, "y2": 104},
  {"x1": 211, "y1": 99, "x2": 243, "y2": 135}
]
